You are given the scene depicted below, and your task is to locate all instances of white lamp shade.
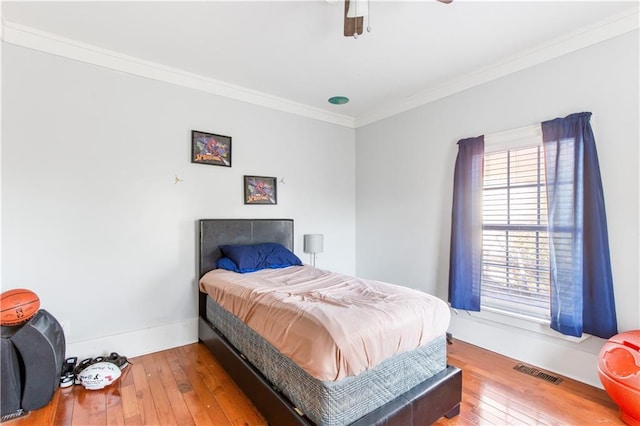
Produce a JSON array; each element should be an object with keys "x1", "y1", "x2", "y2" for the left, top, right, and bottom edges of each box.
[
  {"x1": 347, "y1": 0, "x2": 368, "y2": 18},
  {"x1": 304, "y1": 234, "x2": 324, "y2": 254}
]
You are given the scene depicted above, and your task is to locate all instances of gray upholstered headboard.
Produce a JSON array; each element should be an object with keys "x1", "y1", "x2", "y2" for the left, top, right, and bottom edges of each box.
[{"x1": 198, "y1": 219, "x2": 294, "y2": 278}]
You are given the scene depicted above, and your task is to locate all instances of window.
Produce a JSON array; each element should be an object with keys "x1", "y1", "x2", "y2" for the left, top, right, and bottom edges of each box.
[
  {"x1": 450, "y1": 114, "x2": 616, "y2": 338},
  {"x1": 481, "y1": 145, "x2": 550, "y2": 321}
]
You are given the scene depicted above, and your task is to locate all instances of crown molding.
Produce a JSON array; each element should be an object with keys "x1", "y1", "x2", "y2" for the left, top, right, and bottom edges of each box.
[
  {"x1": 355, "y1": 6, "x2": 640, "y2": 128},
  {"x1": 2, "y1": 6, "x2": 638, "y2": 130},
  {"x1": 0, "y1": 19, "x2": 356, "y2": 128}
]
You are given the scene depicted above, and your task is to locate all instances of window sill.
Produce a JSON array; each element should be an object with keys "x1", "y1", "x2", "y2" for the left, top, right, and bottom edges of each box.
[{"x1": 455, "y1": 306, "x2": 592, "y2": 343}]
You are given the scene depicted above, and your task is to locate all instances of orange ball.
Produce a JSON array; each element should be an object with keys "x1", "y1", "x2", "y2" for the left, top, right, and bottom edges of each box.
[
  {"x1": 0, "y1": 288, "x2": 40, "y2": 326},
  {"x1": 598, "y1": 330, "x2": 640, "y2": 426}
]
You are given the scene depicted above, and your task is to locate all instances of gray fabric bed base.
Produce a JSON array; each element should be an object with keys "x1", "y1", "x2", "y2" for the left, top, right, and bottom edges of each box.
[{"x1": 206, "y1": 296, "x2": 447, "y2": 426}]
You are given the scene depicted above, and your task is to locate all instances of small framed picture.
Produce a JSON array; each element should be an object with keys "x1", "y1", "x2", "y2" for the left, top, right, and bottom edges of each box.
[
  {"x1": 244, "y1": 176, "x2": 277, "y2": 205},
  {"x1": 191, "y1": 130, "x2": 232, "y2": 167}
]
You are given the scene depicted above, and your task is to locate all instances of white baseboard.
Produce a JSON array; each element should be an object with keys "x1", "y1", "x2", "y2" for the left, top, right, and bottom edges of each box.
[
  {"x1": 65, "y1": 318, "x2": 199, "y2": 361},
  {"x1": 449, "y1": 314, "x2": 605, "y2": 389}
]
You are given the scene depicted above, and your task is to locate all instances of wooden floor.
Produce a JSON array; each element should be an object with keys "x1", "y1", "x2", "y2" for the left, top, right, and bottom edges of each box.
[{"x1": 5, "y1": 339, "x2": 621, "y2": 425}]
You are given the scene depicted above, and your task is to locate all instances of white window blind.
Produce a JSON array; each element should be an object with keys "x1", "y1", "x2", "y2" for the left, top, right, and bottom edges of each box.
[{"x1": 481, "y1": 143, "x2": 551, "y2": 321}]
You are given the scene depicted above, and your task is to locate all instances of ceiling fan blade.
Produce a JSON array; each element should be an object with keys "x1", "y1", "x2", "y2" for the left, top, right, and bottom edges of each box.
[{"x1": 343, "y1": 0, "x2": 363, "y2": 37}]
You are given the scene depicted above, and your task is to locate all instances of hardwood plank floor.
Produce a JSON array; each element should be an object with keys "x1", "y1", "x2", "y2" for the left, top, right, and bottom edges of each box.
[
  {"x1": 5, "y1": 339, "x2": 621, "y2": 425},
  {"x1": 436, "y1": 340, "x2": 621, "y2": 426}
]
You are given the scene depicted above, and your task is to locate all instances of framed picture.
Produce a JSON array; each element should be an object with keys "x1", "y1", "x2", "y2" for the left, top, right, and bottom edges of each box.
[
  {"x1": 244, "y1": 175, "x2": 277, "y2": 205},
  {"x1": 191, "y1": 130, "x2": 232, "y2": 167}
]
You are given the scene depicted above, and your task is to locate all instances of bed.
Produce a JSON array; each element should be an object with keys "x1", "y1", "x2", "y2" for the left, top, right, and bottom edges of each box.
[{"x1": 197, "y1": 218, "x2": 461, "y2": 425}]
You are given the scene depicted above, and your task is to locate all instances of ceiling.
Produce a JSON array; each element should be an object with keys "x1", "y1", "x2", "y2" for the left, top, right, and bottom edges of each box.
[{"x1": 2, "y1": 1, "x2": 638, "y2": 127}]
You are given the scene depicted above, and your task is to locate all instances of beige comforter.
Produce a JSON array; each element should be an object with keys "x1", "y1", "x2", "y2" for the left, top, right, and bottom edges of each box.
[{"x1": 199, "y1": 265, "x2": 450, "y2": 381}]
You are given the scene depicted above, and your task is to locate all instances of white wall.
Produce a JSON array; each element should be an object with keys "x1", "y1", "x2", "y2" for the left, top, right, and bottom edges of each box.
[
  {"x1": 2, "y1": 19, "x2": 637, "y2": 390},
  {"x1": 1, "y1": 43, "x2": 356, "y2": 357},
  {"x1": 355, "y1": 31, "x2": 639, "y2": 388}
]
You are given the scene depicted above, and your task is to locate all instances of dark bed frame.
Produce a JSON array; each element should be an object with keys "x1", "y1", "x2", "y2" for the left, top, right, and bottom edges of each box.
[{"x1": 197, "y1": 219, "x2": 462, "y2": 425}]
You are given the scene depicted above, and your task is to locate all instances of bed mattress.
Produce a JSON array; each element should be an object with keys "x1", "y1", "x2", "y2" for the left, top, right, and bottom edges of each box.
[
  {"x1": 206, "y1": 296, "x2": 447, "y2": 426},
  {"x1": 199, "y1": 265, "x2": 450, "y2": 381}
]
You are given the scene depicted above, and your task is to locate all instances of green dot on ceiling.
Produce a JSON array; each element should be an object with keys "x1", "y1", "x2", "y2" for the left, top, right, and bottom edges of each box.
[{"x1": 328, "y1": 96, "x2": 350, "y2": 105}]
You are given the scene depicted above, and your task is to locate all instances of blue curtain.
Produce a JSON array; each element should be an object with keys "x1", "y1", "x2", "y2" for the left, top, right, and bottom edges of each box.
[
  {"x1": 449, "y1": 136, "x2": 484, "y2": 311},
  {"x1": 542, "y1": 112, "x2": 617, "y2": 339}
]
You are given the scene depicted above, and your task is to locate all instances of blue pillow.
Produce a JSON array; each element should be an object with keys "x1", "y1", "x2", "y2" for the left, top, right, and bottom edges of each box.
[
  {"x1": 216, "y1": 257, "x2": 242, "y2": 272},
  {"x1": 218, "y1": 243, "x2": 302, "y2": 273}
]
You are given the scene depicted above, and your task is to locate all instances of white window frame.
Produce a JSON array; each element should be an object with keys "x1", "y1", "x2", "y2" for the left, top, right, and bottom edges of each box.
[{"x1": 482, "y1": 124, "x2": 550, "y2": 318}]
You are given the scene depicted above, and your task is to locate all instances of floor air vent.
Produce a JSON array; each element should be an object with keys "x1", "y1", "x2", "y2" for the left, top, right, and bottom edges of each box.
[{"x1": 513, "y1": 363, "x2": 563, "y2": 385}]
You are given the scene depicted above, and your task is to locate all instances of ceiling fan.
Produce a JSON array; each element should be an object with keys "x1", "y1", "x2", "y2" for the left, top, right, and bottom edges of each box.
[{"x1": 343, "y1": 0, "x2": 453, "y2": 38}]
